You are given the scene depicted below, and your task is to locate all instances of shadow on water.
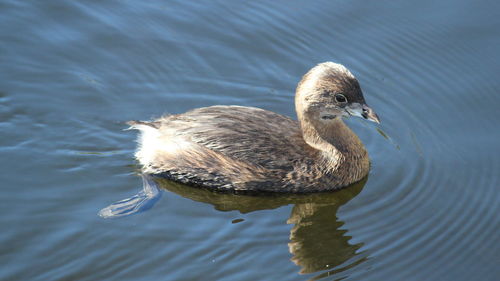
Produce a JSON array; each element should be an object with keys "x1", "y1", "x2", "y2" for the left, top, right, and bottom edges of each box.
[{"x1": 157, "y1": 176, "x2": 367, "y2": 277}]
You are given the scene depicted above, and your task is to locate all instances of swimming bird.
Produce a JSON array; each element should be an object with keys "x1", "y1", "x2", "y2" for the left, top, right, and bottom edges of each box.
[{"x1": 128, "y1": 62, "x2": 380, "y2": 193}]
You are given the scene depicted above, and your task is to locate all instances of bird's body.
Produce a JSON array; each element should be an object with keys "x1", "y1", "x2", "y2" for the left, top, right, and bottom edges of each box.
[{"x1": 129, "y1": 62, "x2": 380, "y2": 193}]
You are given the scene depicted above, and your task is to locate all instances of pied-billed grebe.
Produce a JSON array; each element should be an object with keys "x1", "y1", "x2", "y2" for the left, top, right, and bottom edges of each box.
[{"x1": 128, "y1": 62, "x2": 379, "y2": 192}]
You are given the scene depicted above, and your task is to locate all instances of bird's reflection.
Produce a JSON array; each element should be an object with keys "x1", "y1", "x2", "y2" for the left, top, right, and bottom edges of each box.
[
  {"x1": 101, "y1": 175, "x2": 366, "y2": 276},
  {"x1": 155, "y1": 177, "x2": 367, "y2": 276}
]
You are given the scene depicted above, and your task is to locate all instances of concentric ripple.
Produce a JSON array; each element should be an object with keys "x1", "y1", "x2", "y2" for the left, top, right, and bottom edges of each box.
[{"x1": 0, "y1": 0, "x2": 498, "y2": 280}]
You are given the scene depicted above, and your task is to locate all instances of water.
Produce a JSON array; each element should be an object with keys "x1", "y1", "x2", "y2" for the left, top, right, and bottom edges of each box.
[{"x1": 1, "y1": 1, "x2": 499, "y2": 280}]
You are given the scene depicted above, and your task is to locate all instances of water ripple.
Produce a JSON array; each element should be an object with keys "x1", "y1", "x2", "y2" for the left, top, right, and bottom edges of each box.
[{"x1": 1, "y1": 0, "x2": 499, "y2": 280}]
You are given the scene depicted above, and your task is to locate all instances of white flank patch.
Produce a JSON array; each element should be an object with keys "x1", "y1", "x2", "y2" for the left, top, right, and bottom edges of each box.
[{"x1": 134, "y1": 125, "x2": 192, "y2": 167}]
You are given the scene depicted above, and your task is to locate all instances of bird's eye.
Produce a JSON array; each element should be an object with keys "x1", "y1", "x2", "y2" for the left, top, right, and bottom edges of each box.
[{"x1": 335, "y1": 93, "x2": 347, "y2": 103}]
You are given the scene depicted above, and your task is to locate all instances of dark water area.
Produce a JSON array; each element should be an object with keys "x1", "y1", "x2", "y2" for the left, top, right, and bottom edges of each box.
[{"x1": 1, "y1": 0, "x2": 499, "y2": 280}]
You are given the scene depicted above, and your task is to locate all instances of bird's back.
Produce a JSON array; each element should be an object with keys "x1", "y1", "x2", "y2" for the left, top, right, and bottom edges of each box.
[{"x1": 130, "y1": 106, "x2": 315, "y2": 191}]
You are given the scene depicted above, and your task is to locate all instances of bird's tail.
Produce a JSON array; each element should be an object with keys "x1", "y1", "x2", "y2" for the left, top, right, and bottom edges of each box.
[{"x1": 125, "y1": 120, "x2": 160, "y2": 131}]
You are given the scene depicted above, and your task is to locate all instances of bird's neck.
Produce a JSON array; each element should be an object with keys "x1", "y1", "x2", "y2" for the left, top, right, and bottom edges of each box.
[{"x1": 300, "y1": 117, "x2": 369, "y2": 183}]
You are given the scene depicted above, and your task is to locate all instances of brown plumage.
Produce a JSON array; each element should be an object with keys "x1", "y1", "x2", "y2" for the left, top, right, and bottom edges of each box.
[{"x1": 128, "y1": 62, "x2": 380, "y2": 192}]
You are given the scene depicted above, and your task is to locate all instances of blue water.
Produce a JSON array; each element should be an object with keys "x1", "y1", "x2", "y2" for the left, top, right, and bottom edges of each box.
[{"x1": 1, "y1": 1, "x2": 499, "y2": 280}]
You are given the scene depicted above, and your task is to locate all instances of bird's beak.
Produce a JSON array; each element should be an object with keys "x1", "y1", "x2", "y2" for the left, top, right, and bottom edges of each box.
[
  {"x1": 345, "y1": 103, "x2": 380, "y2": 124},
  {"x1": 361, "y1": 104, "x2": 380, "y2": 124}
]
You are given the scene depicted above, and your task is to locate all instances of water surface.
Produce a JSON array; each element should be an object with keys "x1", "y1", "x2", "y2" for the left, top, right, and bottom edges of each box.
[{"x1": 1, "y1": 1, "x2": 499, "y2": 280}]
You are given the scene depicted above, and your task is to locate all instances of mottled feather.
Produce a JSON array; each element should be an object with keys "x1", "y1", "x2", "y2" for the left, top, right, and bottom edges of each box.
[{"x1": 128, "y1": 62, "x2": 378, "y2": 192}]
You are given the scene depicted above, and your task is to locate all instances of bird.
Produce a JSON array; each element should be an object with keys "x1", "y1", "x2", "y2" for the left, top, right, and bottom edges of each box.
[{"x1": 127, "y1": 62, "x2": 380, "y2": 193}]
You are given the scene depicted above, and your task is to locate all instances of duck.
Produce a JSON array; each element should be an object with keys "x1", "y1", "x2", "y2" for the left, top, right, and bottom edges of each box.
[{"x1": 127, "y1": 62, "x2": 380, "y2": 193}]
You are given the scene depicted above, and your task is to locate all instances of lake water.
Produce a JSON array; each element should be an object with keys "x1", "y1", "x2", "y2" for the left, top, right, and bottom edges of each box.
[{"x1": 1, "y1": 1, "x2": 499, "y2": 280}]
